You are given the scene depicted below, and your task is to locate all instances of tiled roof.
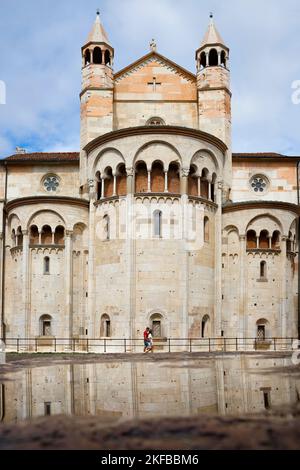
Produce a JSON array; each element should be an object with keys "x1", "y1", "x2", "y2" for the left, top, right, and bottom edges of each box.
[
  {"x1": 200, "y1": 16, "x2": 226, "y2": 48},
  {"x1": 233, "y1": 152, "x2": 300, "y2": 159},
  {"x1": 5, "y1": 152, "x2": 79, "y2": 162}
]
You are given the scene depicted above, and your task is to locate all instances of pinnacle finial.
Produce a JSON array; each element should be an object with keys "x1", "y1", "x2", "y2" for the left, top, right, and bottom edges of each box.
[
  {"x1": 150, "y1": 38, "x2": 157, "y2": 52},
  {"x1": 96, "y1": 9, "x2": 100, "y2": 16},
  {"x1": 210, "y1": 12, "x2": 213, "y2": 19}
]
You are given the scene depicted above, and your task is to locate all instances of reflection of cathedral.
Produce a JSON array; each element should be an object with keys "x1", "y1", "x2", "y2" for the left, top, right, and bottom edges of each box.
[
  {"x1": 1, "y1": 356, "x2": 299, "y2": 423},
  {"x1": 0, "y1": 13, "x2": 299, "y2": 349}
]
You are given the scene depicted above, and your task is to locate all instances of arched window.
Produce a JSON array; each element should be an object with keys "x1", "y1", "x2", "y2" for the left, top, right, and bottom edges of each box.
[
  {"x1": 104, "y1": 167, "x2": 113, "y2": 198},
  {"x1": 103, "y1": 214, "x2": 110, "y2": 240},
  {"x1": 153, "y1": 210, "x2": 162, "y2": 238},
  {"x1": 54, "y1": 226, "x2": 64, "y2": 245},
  {"x1": 287, "y1": 231, "x2": 292, "y2": 253},
  {"x1": 135, "y1": 161, "x2": 148, "y2": 193},
  {"x1": 96, "y1": 171, "x2": 102, "y2": 200},
  {"x1": 220, "y1": 50, "x2": 226, "y2": 67},
  {"x1": 188, "y1": 165, "x2": 198, "y2": 196},
  {"x1": 201, "y1": 314, "x2": 211, "y2": 338},
  {"x1": 16, "y1": 227, "x2": 23, "y2": 247},
  {"x1": 151, "y1": 161, "x2": 165, "y2": 192},
  {"x1": 204, "y1": 216, "x2": 209, "y2": 242},
  {"x1": 146, "y1": 117, "x2": 165, "y2": 126},
  {"x1": 211, "y1": 173, "x2": 217, "y2": 202},
  {"x1": 168, "y1": 162, "x2": 180, "y2": 193},
  {"x1": 259, "y1": 230, "x2": 269, "y2": 249},
  {"x1": 40, "y1": 314, "x2": 52, "y2": 337},
  {"x1": 116, "y1": 164, "x2": 127, "y2": 196},
  {"x1": 100, "y1": 314, "x2": 111, "y2": 337},
  {"x1": 30, "y1": 225, "x2": 39, "y2": 245},
  {"x1": 84, "y1": 49, "x2": 91, "y2": 66},
  {"x1": 44, "y1": 256, "x2": 50, "y2": 275},
  {"x1": 104, "y1": 49, "x2": 111, "y2": 66},
  {"x1": 41, "y1": 225, "x2": 52, "y2": 244},
  {"x1": 200, "y1": 169, "x2": 209, "y2": 199},
  {"x1": 200, "y1": 51, "x2": 206, "y2": 69},
  {"x1": 271, "y1": 230, "x2": 280, "y2": 250},
  {"x1": 246, "y1": 230, "x2": 256, "y2": 249},
  {"x1": 260, "y1": 261, "x2": 266, "y2": 279},
  {"x1": 11, "y1": 229, "x2": 16, "y2": 247},
  {"x1": 93, "y1": 47, "x2": 102, "y2": 64},
  {"x1": 150, "y1": 313, "x2": 163, "y2": 337},
  {"x1": 256, "y1": 318, "x2": 269, "y2": 340},
  {"x1": 209, "y1": 48, "x2": 218, "y2": 66}
]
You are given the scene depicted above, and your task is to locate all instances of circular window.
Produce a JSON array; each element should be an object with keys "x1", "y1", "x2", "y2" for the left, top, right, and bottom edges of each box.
[
  {"x1": 250, "y1": 175, "x2": 268, "y2": 193},
  {"x1": 43, "y1": 175, "x2": 60, "y2": 192}
]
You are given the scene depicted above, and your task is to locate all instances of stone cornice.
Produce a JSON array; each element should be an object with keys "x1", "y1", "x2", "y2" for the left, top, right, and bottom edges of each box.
[
  {"x1": 197, "y1": 86, "x2": 232, "y2": 97},
  {"x1": 222, "y1": 200, "x2": 300, "y2": 215},
  {"x1": 84, "y1": 125, "x2": 227, "y2": 155},
  {"x1": 80, "y1": 87, "x2": 114, "y2": 98},
  {"x1": 6, "y1": 196, "x2": 89, "y2": 212}
]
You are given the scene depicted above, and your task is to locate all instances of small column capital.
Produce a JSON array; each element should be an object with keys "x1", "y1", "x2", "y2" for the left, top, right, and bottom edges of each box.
[
  {"x1": 65, "y1": 230, "x2": 73, "y2": 238},
  {"x1": 126, "y1": 167, "x2": 134, "y2": 177},
  {"x1": 181, "y1": 168, "x2": 190, "y2": 178},
  {"x1": 87, "y1": 179, "x2": 95, "y2": 191},
  {"x1": 22, "y1": 230, "x2": 29, "y2": 236}
]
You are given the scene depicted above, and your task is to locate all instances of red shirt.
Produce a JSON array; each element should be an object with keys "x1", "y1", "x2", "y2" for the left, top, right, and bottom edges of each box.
[{"x1": 143, "y1": 330, "x2": 149, "y2": 340}]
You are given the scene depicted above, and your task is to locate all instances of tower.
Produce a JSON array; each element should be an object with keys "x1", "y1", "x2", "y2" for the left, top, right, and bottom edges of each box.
[
  {"x1": 196, "y1": 14, "x2": 231, "y2": 152},
  {"x1": 80, "y1": 11, "x2": 114, "y2": 182}
]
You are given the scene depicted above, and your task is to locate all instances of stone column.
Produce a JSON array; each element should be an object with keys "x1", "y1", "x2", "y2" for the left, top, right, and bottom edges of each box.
[
  {"x1": 65, "y1": 230, "x2": 73, "y2": 344},
  {"x1": 207, "y1": 178, "x2": 212, "y2": 200},
  {"x1": 147, "y1": 170, "x2": 151, "y2": 192},
  {"x1": 51, "y1": 230, "x2": 55, "y2": 245},
  {"x1": 197, "y1": 177, "x2": 201, "y2": 197},
  {"x1": 180, "y1": 168, "x2": 189, "y2": 195},
  {"x1": 126, "y1": 167, "x2": 134, "y2": 195},
  {"x1": 218, "y1": 51, "x2": 221, "y2": 66},
  {"x1": 113, "y1": 173, "x2": 117, "y2": 197},
  {"x1": 86, "y1": 180, "x2": 97, "y2": 341},
  {"x1": 214, "y1": 181, "x2": 223, "y2": 336},
  {"x1": 101, "y1": 178, "x2": 105, "y2": 199},
  {"x1": 0, "y1": 233, "x2": 3, "y2": 339},
  {"x1": 205, "y1": 52, "x2": 209, "y2": 66},
  {"x1": 239, "y1": 235, "x2": 247, "y2": 342},
  {"x1": 256, "y1": 236, "x2": 259, "y2": 249},
  {"x1": 38, "y1": 231, "x2": 42, "y2": 245},
  {"x1": 22, "y1": 231, "x2": 30, "y2": 341},
  {"x1": 164, "y1": 171, "x2": 168, "y2": 193},
  {"x1": 280, "y1": 236, "x2": 288, "y2": 338},
  {"x1": 268, "y1": 236, "x2": 272, "y2": 249}
]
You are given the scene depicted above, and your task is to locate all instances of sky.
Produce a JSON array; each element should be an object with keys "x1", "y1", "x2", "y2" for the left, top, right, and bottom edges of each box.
[{"x1": 0, "y1": 0, "x2": 300, "y2": 157}]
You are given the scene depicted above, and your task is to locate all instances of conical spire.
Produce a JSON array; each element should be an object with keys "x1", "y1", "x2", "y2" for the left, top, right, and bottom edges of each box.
[
  {"x1": 86, "y1": 10, "x2": 111, "y2": 46},
  {"x1": 200, "y1": 14, "x2": 226, "y2": 48}
]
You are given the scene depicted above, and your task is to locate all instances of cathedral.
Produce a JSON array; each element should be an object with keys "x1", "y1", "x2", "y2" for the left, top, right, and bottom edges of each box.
[{"x1": 0, "y1": 13, "x2": 299, "y2": 351}]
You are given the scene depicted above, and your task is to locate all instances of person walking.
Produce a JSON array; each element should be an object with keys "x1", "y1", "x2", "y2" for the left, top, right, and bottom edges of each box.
[
  {"x1": 145, "y1": 329, "x2": 153, "y2": 353},
  {"x1": 143, "y1": 327, "x2": 150, "y2": 352}
]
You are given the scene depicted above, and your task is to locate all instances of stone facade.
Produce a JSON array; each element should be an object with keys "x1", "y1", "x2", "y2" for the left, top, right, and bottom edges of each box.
[{"x1": 0, "y1": 14, "x2": 299, "y2": 351}]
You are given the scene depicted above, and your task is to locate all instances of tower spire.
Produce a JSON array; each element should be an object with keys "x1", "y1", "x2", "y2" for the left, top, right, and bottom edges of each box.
[
  {"x1": 200, "y1": 14, "x2": 226, "y2": 48},
  {"x1": 86, "y1": 10, "x2": 111, "y2": 46}
]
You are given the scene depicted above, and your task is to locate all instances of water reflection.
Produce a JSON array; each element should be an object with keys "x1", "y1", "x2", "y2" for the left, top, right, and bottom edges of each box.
[{"x1": 0, "y1": 354, "x2": 299, "y2": 423}]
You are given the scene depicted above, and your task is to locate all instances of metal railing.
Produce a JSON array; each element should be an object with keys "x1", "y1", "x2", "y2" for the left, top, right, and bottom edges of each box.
[{"x1": 0, "y1": 336, "x2": 297, "y2": 353}]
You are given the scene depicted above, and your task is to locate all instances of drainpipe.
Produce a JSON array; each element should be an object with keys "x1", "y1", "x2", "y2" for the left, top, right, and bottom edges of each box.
[
  {"x1": 297, "y1": 161, "x2": 300, "y2": 340},
  {"x1": 1, "y1": 162, "x2": 7, "y2": 341}
]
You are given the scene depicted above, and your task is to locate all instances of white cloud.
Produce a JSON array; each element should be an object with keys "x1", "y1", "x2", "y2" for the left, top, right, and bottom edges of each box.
[{"x1": 0, "y1": 0, "x2": 299, "y2": 156}]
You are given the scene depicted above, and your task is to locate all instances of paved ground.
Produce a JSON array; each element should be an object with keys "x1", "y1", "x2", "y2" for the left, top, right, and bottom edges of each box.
[
  {"x1": 0, "y1": 352, "x2": 299, "y2": 449},
  {"x1": 0, "y1": 408, "x2": 300, "y2": 449}
]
